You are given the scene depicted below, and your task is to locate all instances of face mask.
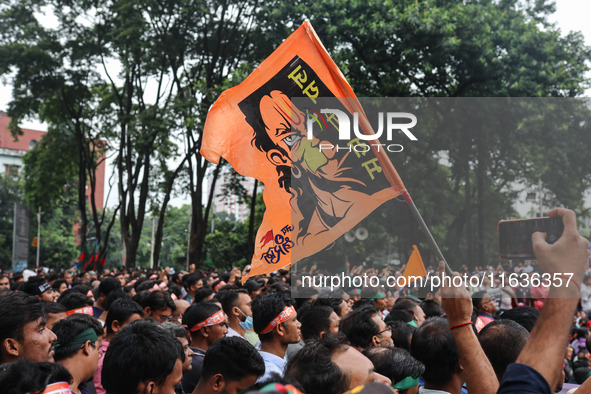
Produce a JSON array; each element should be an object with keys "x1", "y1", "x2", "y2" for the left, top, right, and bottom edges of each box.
[{"x1": 238, "y1": 308, "x2": 254, "y2": 330}]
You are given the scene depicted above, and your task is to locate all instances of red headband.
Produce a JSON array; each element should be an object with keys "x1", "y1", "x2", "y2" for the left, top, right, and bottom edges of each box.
[
  {"x1": 190, "y1": 310, "x2": 226, "y2": 332},
  {"x1": 260, "y1": 306, "x2": 296, "y2": 334},
  {"x1": 66, "y1": 306, "x2": 94, "y2": 316}
]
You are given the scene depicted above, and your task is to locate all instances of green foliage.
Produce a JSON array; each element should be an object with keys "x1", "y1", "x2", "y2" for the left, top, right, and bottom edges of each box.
[
  {"x1": 0, "y1": 175, "x2": 22, "y2": 270},
  {"x1": 29, "y1": 186, "x2": 79, "y2": 269},
  {"x1": 22, "y1": 126, "x2": 78, "y2": 212},
  {"x1": 204, "y1": 213, "x2": 249, "y2": 270}
]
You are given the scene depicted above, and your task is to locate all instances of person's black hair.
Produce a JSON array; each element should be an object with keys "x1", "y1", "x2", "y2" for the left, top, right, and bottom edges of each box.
[
  {"x1": 0, "y1": 359, "x2": 72, "y2": 394},
  {"x1": 161, "y1": 322, "x2": 189, "y2": 340},
  {"x1": 420, "y1": 299, "x2": 444, "y2": 319},
  {"x1": 574, "y1": 367, "x2": 591, "y2": 384},
  {"x1": 270, "y1": 282, "x2": 290, "y2": 293},
  {"x1": 385, "y1": 309, "x2": 414, "y2": 324},
  {"x1": 102, "y1": 319, "x2": 183, "y2": 394},
  {"x1": 133, "y1": 277, "x2": 148, "y2": 291},
  {"x1": 70, "y1": 284, "x2": 92, "y2": 296},
  {"x1": 410, "y1": 317, "x2": 459, "y2": 385},
  {"x1": 136, "y1": 280, "x2": 158, "y2": 293},
  {"x1": 219, "y1": 272, "x2": 230, "y2": 283},
  {"x1": 41, "y1": 300, "x2": 67, "y2": 314},
  {"x1": 363, "y1": 347, "x2": 425, "y2": 387},
  {"x1": 351, "y1": 299, "x2": 372, "y2": 310},
  {"x1": 184, "y1": 273, "x2": 203, "y2": 290},
  {"x1": 0, "y1": 292, "x2": 44, "y2": 358},
  {"x1": 385, "y1": 320, "x2": 416, "y2": 352},
  {"x1": 52, "y1": 314, "x2": 103, "y2": 361},
  {"x1": 201, "y1": 336, "x2": 265, "y2": 382},
  {"x1": 135, "y1": 290, "x2": 176, "y2": 313},
  {"x1": 195, "y1": 286, "x2": 214, "y2": 304},
  {"x1": 52, "y1": 279, "x2": 67, "y2": 293},
  {"x1": 58, "y1": 292, "x2": 93, "y2": 310},
  {"x1": 284, "y1": 335, "x2": 350, "y2": 394},
  {"x1": 243, "y1": 279, "x2": 263, "y2": 294},
  {"x1": 182, "y1": 301, "x2": 222, "y2": 336},
  {"x1": 132, "y1": 290, "x2": 150, "y2": 308},
  {"x1": 22, "y1": 276, "x2": 50, "y2": 296},
  {"x1": 104, "y1": 289, "x2": 129, "y2": 311},
  {"x1": 498, "y1": 306, "x2": 540, "y2": 332},
  {"x1": 471, "y1": 290, "x2": 488, "y2": 312},
  {"x1": 168, "y1": 284, "x2": 183, "y2": 300},
  {"x1": 339, "y1": 306, "x2": 380, "y2": 349},
  {"x1": 216, "y1": 290, "x2": 244, "y2": 316},
  {"x1": 46, "y1": 273, "x2": 58, "y2": 282},
  {"x1": 105, "y1": 298, "x2": 144, "y2": 336},
  {"x1": 252, "y1": 293, "x2": 289, "y2": 342},
  {"x1": 315, "y1": 291, "x2": 346, "y2": 317},
  {"x1": 170, "y1": 273, "x2": 182, "y2": 286},
  {"x1": 478, "y1": 319, "x2": 530, "y2": 380},
  {"x1": 98, "y1": 277, "x2": 121, "y2": 298},
  {"x1": 298, "y1": 303, "x2": 334, "y2": 341},
  {"x1": 390, "y1": 297, "x2": 420, "y2": 315}
]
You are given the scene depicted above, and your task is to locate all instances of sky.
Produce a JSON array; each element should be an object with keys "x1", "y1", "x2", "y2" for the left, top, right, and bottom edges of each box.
[{"x1": 1, "y1": 0, "x2": 590, "y2": 210}]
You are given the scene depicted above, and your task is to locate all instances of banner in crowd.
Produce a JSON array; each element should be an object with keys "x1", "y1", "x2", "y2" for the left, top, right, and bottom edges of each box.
[{"x1": 201, "y1": 21, "x2": 407, "y2": 280}]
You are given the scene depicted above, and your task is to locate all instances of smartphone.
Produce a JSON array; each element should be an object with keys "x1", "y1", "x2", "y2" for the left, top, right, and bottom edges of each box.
[{"x1": 498, "y1": 217, "x2": 564, "y2": 260}]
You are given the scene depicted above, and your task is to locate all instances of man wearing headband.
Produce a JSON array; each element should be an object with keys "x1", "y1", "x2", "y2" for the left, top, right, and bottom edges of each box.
[
  {"x1": 0, "y1": 291, "x2": 57, "y2": 363},
  {"x1": 181, "y1": 301, "x2": 228, "y2": 393},
  {"x1": 52, "y1": 314, "x2": 104, "y2": 394},
  {"x1": 23, "y1": 276, "x2": 58, "y2": 302},
  {"x1": 252, "y1": 293, "x2": 301, "y2": 383}
]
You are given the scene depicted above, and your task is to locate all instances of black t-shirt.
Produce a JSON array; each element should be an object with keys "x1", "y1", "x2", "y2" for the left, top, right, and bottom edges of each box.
[{"x1": 498, "y1": 363, "x2": 551, "y2": 394}]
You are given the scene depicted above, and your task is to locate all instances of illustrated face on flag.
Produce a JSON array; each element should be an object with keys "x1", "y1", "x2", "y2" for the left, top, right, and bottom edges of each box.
[{"x1": 201, "y1": 22, "x2": 406, "y2": 280}]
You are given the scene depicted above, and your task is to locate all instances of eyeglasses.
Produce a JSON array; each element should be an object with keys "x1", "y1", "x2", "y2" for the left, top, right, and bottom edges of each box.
[
  {"x1": 159, "y1": 315, "x2": 174, "y2": 322},
  {"x1": 376, "y1": 326, "x2": 392, "y2": 336}
]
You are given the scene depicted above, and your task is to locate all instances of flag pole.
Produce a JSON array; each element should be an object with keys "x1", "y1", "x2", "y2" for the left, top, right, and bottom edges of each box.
[
  {"x1": 353, "y1": 104, "x2": 452, "y2": 274},
  {"x1": 401, "y1": 191, "x2": 452, "y2": 274}
]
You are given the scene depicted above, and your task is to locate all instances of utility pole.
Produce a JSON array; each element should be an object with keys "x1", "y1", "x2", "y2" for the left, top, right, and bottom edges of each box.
[{"x1": 36, "y1": 207, "x2": 41, "y2": 268}]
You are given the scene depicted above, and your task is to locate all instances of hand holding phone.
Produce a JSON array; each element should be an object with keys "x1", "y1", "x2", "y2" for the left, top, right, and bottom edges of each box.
[{"x1": 498, "y1": 217, "x2": 563, "y2": 260}]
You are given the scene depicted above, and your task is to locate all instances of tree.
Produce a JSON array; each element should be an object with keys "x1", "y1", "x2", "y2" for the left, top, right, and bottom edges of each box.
[
  {"x1": 0, "y1": 175, "x2": 22, "y2": 270},
  {"x1": 0, "y1": 0, "x2": 117, "y2": 260}
]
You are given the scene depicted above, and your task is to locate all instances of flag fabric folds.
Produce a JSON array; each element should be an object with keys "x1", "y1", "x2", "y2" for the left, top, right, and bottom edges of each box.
[
  {"x1": 201, "y1": 21, "x2": 406, "y2": 280},
  {"x1": 401, "y1": 245, "x2": 427, "y2": 285}
]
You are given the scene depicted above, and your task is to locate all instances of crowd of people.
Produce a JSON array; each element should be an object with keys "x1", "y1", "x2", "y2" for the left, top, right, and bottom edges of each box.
[{"x1": 0, "y1": 208, "x2": 590, "y2": 394}]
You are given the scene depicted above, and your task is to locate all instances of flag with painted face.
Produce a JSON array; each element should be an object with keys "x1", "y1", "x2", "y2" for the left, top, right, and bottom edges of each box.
[{"x1": 201, "y1": 21, "x2": 407, "y2": 280}]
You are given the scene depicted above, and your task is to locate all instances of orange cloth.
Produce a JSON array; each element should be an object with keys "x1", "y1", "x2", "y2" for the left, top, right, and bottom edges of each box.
[{"x1": 401, "y1": 245, "x2": 427, "y2": 285}]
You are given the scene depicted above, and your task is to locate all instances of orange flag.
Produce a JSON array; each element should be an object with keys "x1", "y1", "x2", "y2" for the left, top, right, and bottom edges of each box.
[
  {"x1": 201, "y1": 21, "x2": 406, "y2": 280},
  {"x1": 401, "y1": 245, "x2": 428, "y2": 285}
]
